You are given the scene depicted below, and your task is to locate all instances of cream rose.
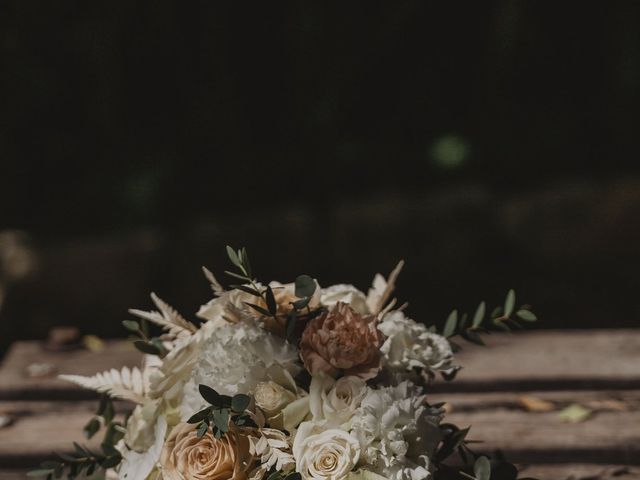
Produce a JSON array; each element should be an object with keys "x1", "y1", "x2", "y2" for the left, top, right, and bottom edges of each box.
[
  {"x1": 160, "y1": 423, "x2": 255, "y2": 480},
  {"x1": 293, "y1": 422, "x2": 361, "y2": 480},
  {"x1": 254, "y1": 381, "x2": 297, "y2": 416},
  {"x1": 321, "y1": 376, "x2": 367, "y2": 426}
]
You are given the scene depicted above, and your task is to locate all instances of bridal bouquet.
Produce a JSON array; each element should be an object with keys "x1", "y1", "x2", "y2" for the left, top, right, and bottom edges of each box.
[{"x1": 30, "y1": 247, "x2": 537, "y2": 480}]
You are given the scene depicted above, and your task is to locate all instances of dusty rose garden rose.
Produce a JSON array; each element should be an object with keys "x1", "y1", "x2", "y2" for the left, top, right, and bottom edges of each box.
[
  {"x1": 160, "y1": 423, "x2": 255, "y2": 480},
  {"x1": 300, "y1": 302, "x2": 384, "y2": 379}
]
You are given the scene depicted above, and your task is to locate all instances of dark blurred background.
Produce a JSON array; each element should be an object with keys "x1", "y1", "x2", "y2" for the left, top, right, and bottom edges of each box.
[{"x1": 1, "y1": 1, "x2": 639, "y2": 355}]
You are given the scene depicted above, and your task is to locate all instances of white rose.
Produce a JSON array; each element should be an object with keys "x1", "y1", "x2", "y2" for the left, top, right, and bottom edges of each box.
[
  {"x1": 255, "y1": 381, "x2": 297, "y2": 416},
  {"x1": 378, "y1": 311, "x2": 457, "y2": 376},
  {"x1": 309, "y1": 375, "x2": 368, "y2": 427},
  {"x1": 293, "y1": 421, "x2": 361, "y2": 480},
  {"x1": 320, "y1": 285, "x2": 370, "y2": 314}
]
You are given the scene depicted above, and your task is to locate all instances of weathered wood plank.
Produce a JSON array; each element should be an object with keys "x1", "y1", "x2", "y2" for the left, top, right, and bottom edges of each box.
[
  {"x1": 0, "y1": 341, "x2": 141, "y2": 400},
  {"x1": 1, "y1": 465, "x2": 638, "y2": 480},
  {"x1": 1, "y1": 330, "x2": 639, "y2": 399},
  {"x1": 0, "y1": 401, "x2": 129, "y2": 468},
  {"x1": 437, "y1": 329, "x2": 640, "y2": 392},
  {"x1": 515, "y1": 464, "x2": 639, "y2": 479}
]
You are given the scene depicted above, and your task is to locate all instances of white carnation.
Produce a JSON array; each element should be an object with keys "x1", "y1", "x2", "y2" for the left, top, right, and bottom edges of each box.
[
  {"x1": 320, "y1": 284, "x2": 370, "y2": 314},
  {"x1": 182, "y1": 318, "x2": 301, "y2": 415},
  {"x1": 351, "y1": 382, "x2": 442, "y2": 480},
  {"x1": 378, "y1": 311, "x2": 456, "y2": 376}
]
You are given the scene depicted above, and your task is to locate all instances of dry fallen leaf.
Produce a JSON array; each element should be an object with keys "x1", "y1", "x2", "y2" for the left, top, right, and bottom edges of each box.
[
  {"x1": 83, "y1": 334, "x2": 105, "y2": 353},
  {"x1": 585, "y1": 399, "x2": 629, "y2": 412},
  {"x1": 518, "y1": 395, "x2": 555, "y2": 412},
  {"x1": 558, "y1": 403, "x2": 592, "y2": 423}
]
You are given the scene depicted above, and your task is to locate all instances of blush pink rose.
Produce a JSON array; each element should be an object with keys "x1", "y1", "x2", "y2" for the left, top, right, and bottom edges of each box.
[{"x1": 300, "y1": 302, "x2": 384, "y2": 380}]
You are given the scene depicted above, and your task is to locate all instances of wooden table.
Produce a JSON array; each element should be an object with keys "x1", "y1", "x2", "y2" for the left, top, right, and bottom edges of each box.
[{"x1": 1, "y1": 330, "x2": 639, "y2": 479}]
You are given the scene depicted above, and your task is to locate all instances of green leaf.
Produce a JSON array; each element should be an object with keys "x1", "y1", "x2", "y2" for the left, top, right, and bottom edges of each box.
[
  {"x1": 291, "y1": 297, "x2": 311, "y2": 310},
  {"x1": 244, "y1": 302, "x2": 271, "y2": 317},
  {"x1": 196, "y1": 422, "x2": 208, "y2": 438},
  {"x1": 463, "y1": 329, "x2": 485, "y2": 345},
  {"x1": 285, "y1": 473, "x2": 302, "y2": 480},
  {"x1": 240, "y1": 247, "x2": 252, "y2": 277},
  {"x1": 224, "y1": 270, "x2": 250, "y2": 281},
  {"x1": 295, "y1": 274, "x2": 316, "y2": 298},
  {"x1": 265, "y1": 286, "x2": 277, "y2": 315},
  {"x1": 472, "y1": 301, "x2": 486, "y2": 329},
  {"x1": 474, "y1": 456, "x2": 491, "y2": 480},
  {"x1": 230, "y1": 284, "x2": 261, "y2": 296},
  {"x1": 122, "y1": 320, "x2": 140, "y2": 333},
  {"x1": 133, "y1": 340, "x2": 161, "y2": 356},
  {"x1": 83, "y1": 418, "x2": 101, "y2": 439},
  {"x1": 102, "y1": 398, "x2": 115, "y2": 424},
  {"x1": 231, "y1": 394, "x2": 250, "y2": 413},
  {"x1": 101, "y1": 454, "x2": 122, "y2": 469},
  {"x1": 504, "y1": 289, "x2": 516, "y2": 317},
  {"x1": 187, "y1": 408, "x2": 212, "y2": 424},
  {"x1": 516, "y1": 309, "x2": 537, "y2": 322},
  {"x1": 199, "y1": 385, "x2": 222, "y2": 406},
  {"x1": 226, "y1": 246, "x2": 242, "y2": 269},
  {"x1": 27, "y1": 470, "x2": 54, "y2": 477},
  {"x1": 212, "y1": 408, "x2": 230, "y2": 433},
  {"x1": 443, "y1": 310, "x2": 458, "y2": 338}
]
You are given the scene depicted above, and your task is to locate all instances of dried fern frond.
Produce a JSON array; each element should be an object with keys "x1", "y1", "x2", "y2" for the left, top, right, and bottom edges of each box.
[
  {"x1": 249, "y1": 428, "x2": 295, "y2": 479},
  {"x1": 367, "y1": 259, "x2": 405, "y2": 315},
  {"x1": 202, "y1": 266, "x2": 225, "y2": 296},
  {"x1": 129, "y1": 293, "x2": 197, "y2": 340},
  {"x1": 59, "y1": 366, "x2": 147, "y2": 403}
]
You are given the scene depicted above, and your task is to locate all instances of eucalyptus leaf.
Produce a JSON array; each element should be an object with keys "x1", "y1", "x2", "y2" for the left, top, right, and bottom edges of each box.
[
  {"x1": 133, "y1": 340, "x2": 161, "y2": 356},
  {"x1": 443, "y1": 310, "x2": 458, "y2": 338},
  {"x1": 122, "y1": 320, "x2": 140, "y2": 333},
  {"x1": 187, "y1": 408, "x2": 212, "y2": 424},
  {"x1": 226, "y1": 246, "x2": 242, "y2": 269},
  {"x1": 473, "y1": 456, "x2": 491, "y2": 480},
  {"x1": 83, "y1": 418, "x2": 101, "y2": 439},
  {"x1": 196, "y1": 422, "x2": 208, "y2": 438},
  {"x1": 265, "y1": 286, "x2": 277, "y2": 315},
  {"x1": 291, "y1": 297, "x2": 311, "y2": 310},
  {"x1": 230, "y1": 284, "x2": 261, "y2": 296},
  {"x1": 231, "y1": 394, "x2": 250, "y2": 413},
  {"x1": 199, "y1": 385, "x2": 222, "y2": 406},
  {"x1": 244, "y1": 302, "x2": 271, "y2": 317},
  {"x1": 213, "y1": 408, "x2": 230, "y2": 433},
  {"x1": 516, "y1": 309, "x2": 537, "y2": 322},
  {"x1": 472, "y1": 301, "x2": 486, "y2": 328},
  {"x1": 504, "y1": 289, "x2": 516, "y2": 317},
  {"x1": 295, "y1": 274, "x2": 316, "y2": 298}
]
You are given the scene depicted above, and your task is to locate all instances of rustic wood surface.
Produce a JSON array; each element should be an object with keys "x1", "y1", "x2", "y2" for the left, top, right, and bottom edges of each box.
[{"x1": 0, "y1": 329, "x2": 639, "y2": 478}]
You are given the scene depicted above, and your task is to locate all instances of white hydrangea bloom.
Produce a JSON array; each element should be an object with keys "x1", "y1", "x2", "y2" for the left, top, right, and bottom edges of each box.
[
  {"x1": 378, "y1": 311, "x2": 456, "y2": 376},
  {"x1": 182, "y1": 318, "x2": 301, "y2": 415},
  {"x1": 351, "y1": 382, "x2": 442, "y2": 480}
]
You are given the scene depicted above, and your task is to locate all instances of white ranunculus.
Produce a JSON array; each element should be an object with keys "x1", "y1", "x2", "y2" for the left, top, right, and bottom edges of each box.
[
  {"x1": 293, "y1": 421, "x2": 361, "y2": 480},
  {"x1": 320, "y1": 284, "x2": 370, "y2": 314},
  {"x1": 378, "y1": 311, "x2": 456, "y2": 376},
  {"x1": 351, "y1": 382, "x2": 442, "y2": 480},
  {"x1": 308, "y1": 375, "x2": 368, "y2": 427}
]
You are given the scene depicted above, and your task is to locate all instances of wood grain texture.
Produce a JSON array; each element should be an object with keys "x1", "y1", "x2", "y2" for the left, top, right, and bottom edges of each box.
[
  {"x1": 0, "y1": 401, "x2": 129, "y2": 468},
  {"x1": 0, "y1": 341, "x2": 141, "y2": 400},
  {"x1": 437, "y1": 329, "x2": 640, "y2": 392}
]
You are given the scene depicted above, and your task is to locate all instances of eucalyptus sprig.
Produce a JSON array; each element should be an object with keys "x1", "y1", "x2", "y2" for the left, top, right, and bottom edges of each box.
[
  {"x1": 187, "y1": 384, "x2": 256, "y2": 439},
  {"x1": 122, "y1": 317, "x2": 168, "y2": 357},
  {"x1": 224, "y1": 246, "x2": 322, "y2": 343},
  {"x1": 441, "y1": 290, "x2": 537, "y2": 350},
  {"x1": 28, "y1": 395, "x2": 124, "y2": 480}
]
